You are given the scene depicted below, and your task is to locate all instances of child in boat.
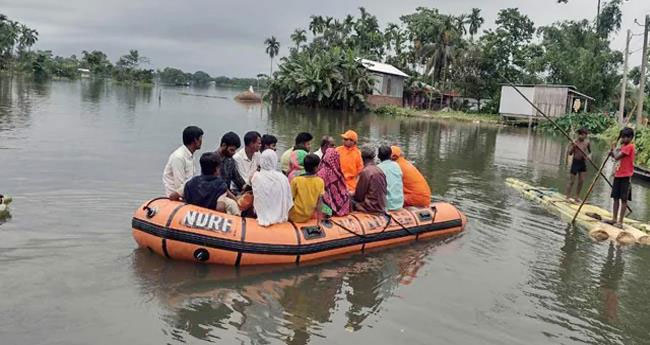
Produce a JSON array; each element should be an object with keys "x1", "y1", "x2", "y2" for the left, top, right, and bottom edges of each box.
[
  {"x1": 261, "y1": 134, "x2": 277, "y2": 152},
  {"x1": 289, "y1": 154, "x2": 325, "y2": 223},
  {"x1": 184, "y1": 152, "x2": 240, "y2": 216},
  {"x1": 566, "y1": 127, "x2": 591, "y2": 202},
  {"x1": 607, "y1": 127, "x2": 635, "y2": 228}
]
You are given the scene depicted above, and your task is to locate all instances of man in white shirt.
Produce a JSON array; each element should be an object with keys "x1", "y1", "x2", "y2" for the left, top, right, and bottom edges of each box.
[
  {"x1": 314, "y1": 135, "x2": 335, "y2": 159},
  {"x1": 233, "y1": 131, "x2": 261, "y2": 186},
  {"x1": 162, "y1": 126, "x2": 203, "y2": 200}
]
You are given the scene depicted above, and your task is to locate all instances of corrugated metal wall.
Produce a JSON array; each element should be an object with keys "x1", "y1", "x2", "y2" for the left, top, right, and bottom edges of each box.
[
  {"x1": 380, "y1": 75, "x2": 404, "y2": 98},
  {"x1": 533, "y1": 87, "x2": 568, "y2": 118}
]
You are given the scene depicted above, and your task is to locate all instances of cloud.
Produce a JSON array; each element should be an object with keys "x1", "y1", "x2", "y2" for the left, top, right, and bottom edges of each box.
[{"x1": 2, "y1": 0, "x2": 649, "y2": 77}]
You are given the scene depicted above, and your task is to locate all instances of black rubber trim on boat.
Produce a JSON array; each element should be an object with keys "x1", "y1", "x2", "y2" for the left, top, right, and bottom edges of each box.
[
  {"x1": 348, "y1": 214, "x2": 366, "y2": 252},
  {"x1": 162, "y1": 238, "x2": 170, "y2": 258},
  {"x1": 289, "y1": 221, "x2": 301, "y2": 265},
  {"x1": 235, "y1": 217, "x2": 247, "y2": 267},
  {"x1": 132, "y1": 217, "x2": 462, "y2": 256},
  {"x1": 403, "y1": 208, "x2": 421, "y2": 241},
  {"x1": 165, "y1": 204, "x2": 187, "y2": 227}
]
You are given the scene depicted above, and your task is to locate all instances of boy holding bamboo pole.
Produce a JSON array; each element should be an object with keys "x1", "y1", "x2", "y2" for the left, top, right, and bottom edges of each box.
[{"x1": 606, "y1": 127, "x2": 635, "y2": 228}]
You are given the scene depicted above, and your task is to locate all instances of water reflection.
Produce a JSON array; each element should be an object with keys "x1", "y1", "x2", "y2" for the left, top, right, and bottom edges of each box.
[
  {"x1": 80, "y1": 78, "x2": 108, "y2": 106},
  {"x1": 114, "y1": 83, "x2": 153, "y2": 114},
  {"x1": 0, "y1": 76, "x2": 50, "y2": 135},
  {"x1": 599, "y1": 243, "x2": 624, "y2": 323},
  {"x1": 131, "y1": 237, "x2": 454, "y2": 344}
]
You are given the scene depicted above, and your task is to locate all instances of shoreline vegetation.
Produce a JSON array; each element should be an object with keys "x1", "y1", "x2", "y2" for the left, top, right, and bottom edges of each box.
[{"x1": 373, "y1": 105, "x2": 501, "y2": 124}]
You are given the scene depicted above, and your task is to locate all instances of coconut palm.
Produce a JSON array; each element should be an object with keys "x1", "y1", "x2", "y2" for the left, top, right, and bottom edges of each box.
[
  {"x1": 455, "y1": 15, "x2": 468, "y2": 36},
  {"x1": 18, "y1": 24, "x2": 38, "y2": 52},
  {"x1": 309, "y1": 16, "x2": 325, "y2": 35},
  {"x1": 468, "y1": 8, "x2": 484, "y2": 39},
  {"x1": 264, "y1": 36, "x2": 280, "y2": 77},
  {"x1": 290, "y1": 29, "x2": 307, "y2": 50}
]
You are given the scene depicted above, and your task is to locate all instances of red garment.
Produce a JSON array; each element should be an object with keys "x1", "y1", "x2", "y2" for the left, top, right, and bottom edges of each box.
[{"x1": 615, "y1": 143, "x2": 635, "y2": 178}]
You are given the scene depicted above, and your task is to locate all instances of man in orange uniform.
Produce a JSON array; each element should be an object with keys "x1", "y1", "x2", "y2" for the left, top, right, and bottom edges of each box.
[
  {"x1": 391, "y1": 146, "x2": 431, "y2": 207},
  {"x1": 336, "y1": 130, "x2": 364, "y2": 192}
]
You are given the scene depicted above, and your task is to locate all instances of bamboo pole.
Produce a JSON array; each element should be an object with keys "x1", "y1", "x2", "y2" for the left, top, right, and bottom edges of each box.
[
  {"x1": 571, "y1": 150, "x2": 611, "y2": 224},
  {"x1": 499, "y1": 75, "x2": 632, "y2": 214}
]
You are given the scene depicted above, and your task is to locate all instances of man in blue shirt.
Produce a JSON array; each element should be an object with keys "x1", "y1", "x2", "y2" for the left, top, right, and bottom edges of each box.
[{"x1": 377, "y1": 145, "x2": 404, "y2": 211}]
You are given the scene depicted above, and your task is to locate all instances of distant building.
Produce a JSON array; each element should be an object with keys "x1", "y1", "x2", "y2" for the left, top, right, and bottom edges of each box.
[
  {"x1": 358, "y1": 59, "x2": 408, "y2": 107},
  {"x1": 77, "y1": 68, "x2": 91, "y2": 78},
  {"x1": 499, "y1": 84, "x2": 594, "y2": 123}
]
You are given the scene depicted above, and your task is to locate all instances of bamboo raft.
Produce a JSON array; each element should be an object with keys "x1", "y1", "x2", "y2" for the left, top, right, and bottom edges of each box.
[{"x1": 506, "y1": 178, "x2": 650, "y2": 246}]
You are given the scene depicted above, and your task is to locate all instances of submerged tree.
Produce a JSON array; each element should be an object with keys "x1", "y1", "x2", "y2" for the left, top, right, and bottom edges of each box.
[
  {"x1": 81, "y1": 50, "x2": 113, "y2": 77},
  {"x1": 268, "y1": 47, "x2": 374, "y2": 110}
]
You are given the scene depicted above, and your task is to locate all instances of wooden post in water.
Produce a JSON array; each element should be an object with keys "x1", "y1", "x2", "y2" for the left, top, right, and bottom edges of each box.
[
  {"x1": 637, "y1": 15, "x2": 649, "y2": 126},
  {"x1": 619, "y1": 29, "x2": 632, "y2": 124}
]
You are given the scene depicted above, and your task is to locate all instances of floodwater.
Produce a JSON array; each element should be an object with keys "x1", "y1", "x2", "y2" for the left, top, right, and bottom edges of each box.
[{"x1": 1, "y1": 77, "x2": 650, "y2": 345}]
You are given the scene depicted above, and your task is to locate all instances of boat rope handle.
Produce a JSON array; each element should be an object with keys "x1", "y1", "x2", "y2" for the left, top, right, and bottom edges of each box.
[
  {"x1": 327, "y1": 218, "x2": 368, "y2": 239},
  {"x1": 142, "y1": 197, "x2": 170, "y2": 211},
  {"x1": 326, "y1": 212, "x2": 394, "y2": 240},
  {"x1": 385, "y1": 213, "x2": 416, "y2": 236},
  {"x1": 142, "y1": 197, "x2": 171, "y2": 218}
]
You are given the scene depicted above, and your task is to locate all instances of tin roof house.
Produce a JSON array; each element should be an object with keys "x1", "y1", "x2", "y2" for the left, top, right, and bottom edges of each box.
[{"x1": 358, "y1": 59, "x2": 409, "y2": 108}]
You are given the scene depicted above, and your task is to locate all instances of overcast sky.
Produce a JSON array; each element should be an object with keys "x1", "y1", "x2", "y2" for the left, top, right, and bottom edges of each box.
[{"x1": 2, "y1": 0, "x2": 649, "y2": 77}]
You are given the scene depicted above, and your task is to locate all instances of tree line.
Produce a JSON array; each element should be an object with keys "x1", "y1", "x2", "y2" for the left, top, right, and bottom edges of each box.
[
  {"x1": 0, "y1": 14, "x2": 155, "y2": 83},
  {"x1": 0, "y1": 14, "x2": 265, "y2": 88},
  {"x1": 265, "y1": 2, "x2": 641, "y2": 112}
]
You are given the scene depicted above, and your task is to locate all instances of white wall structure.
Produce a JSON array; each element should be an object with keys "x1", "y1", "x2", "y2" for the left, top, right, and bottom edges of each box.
[{"x1": 499, "y1": 86, "x2": 535, "y2": 117}]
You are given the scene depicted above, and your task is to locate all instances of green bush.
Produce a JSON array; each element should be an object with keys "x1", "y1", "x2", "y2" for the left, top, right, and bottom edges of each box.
[
  {"x1": 374, "y1": 105, "x2": 414, "y2": 116},
  {"x1": 633, "y1": 127, "x2": 650, "y2": 168},
  {"x1": 599, "y1": 124, "x2": 650, "y2": 169},
  {"x1": 538, "y1": 112, "x2": 615, "y2": 135},
  {"x1": 268, "y1": 47, "x2": 374, "y2": 110}
]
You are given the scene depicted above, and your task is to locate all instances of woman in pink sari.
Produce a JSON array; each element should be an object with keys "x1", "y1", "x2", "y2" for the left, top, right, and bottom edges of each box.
[{"x1": 316, "y1": 148, "x2": 350, "y2": 217}]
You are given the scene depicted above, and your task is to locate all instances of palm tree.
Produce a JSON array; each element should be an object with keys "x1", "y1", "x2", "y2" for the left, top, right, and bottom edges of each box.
[
  {"x1": 290, "y1": 29, "x2": 307, "y2": 50},
  {"x1": 18, "y1": 24, "x2": 38, "y2": 52},
  {"x1": 309, "y1": 16, "x2": 325, "y2": 35},
  {"x1": 455, "y1": 15, "x2": 468, "y2": 36},
  {"x1": 264, "y1": 36, "x2": 280, "y2": 77},
  {"x1": 468, "y1": 8, "x2": 484, "y2": 39}
]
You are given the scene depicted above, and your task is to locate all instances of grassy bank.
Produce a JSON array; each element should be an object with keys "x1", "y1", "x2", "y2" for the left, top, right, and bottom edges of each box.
[{"x1": 373, "y1": 105, "x2": 501, "y2": 124}]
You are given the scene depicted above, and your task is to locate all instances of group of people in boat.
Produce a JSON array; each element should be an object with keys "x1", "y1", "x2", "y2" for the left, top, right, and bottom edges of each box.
[{"x1": 162, "y1": 126, "x2": 432, "y2": 226}]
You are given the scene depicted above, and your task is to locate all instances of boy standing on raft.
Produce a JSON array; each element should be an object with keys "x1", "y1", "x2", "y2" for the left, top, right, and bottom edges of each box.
[
  {"x1": 607, "y1": 127, "x2": 635, "y2": 228},
  {"x1": 566, "y1": 127, "x2": 591, "y2": 202}
]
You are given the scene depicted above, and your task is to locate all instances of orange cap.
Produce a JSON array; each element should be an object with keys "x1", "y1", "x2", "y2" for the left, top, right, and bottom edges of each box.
[
  {"x1": 341, "y1": 130, "x2": 358, "y2": 142},
  {"x1": 391, "y1": 146, "x2": 402, "y2": 160}
]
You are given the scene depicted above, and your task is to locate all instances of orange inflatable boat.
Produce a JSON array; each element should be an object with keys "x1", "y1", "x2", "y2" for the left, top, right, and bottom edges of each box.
[{"x1": 132, "y1": 198, "x2": 467, "y2": 266}]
